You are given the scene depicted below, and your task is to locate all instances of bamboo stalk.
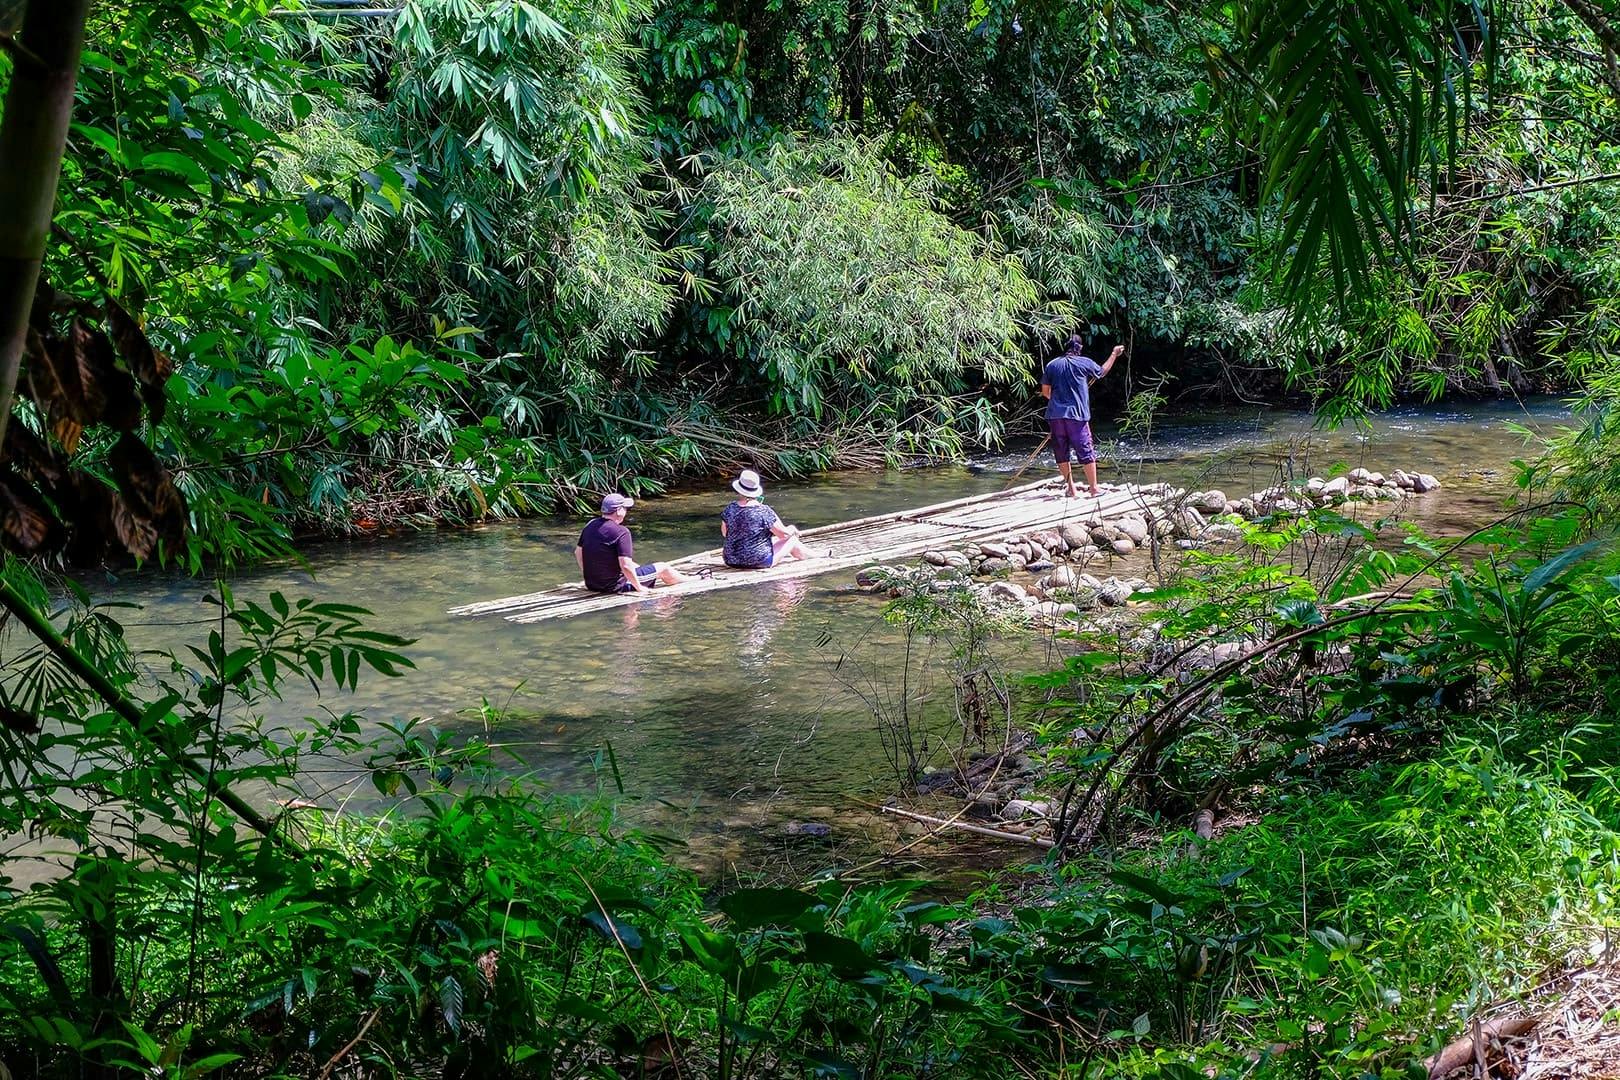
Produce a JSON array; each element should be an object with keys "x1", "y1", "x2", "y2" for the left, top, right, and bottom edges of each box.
[
  {"x1": 0, "y1": 0, "x2": 93, "y2": 447},
  {"x1": 0, "y1": 581, "x2": 283, "y2": 842},
  {"x1": 879, "y1": 804, "x2": 1055, "y2": 848}
]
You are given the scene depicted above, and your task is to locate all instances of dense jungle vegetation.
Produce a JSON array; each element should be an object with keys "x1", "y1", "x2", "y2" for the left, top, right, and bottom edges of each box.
[
  {"x1": 6, "y1": 0, "x2": 1620, "y2": 550},
  {"x1": 3, "y1": 0, "x2": 1620, "y2": 1078}
]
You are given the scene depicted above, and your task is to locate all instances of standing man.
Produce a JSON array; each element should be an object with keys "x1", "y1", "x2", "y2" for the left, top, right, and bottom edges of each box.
[
  {"x1": 575, "y1": 494, "x2": 690, "y2": 594},
  {"x1": 1041, "y1": 335, "x2": 1124, "y2": 498}
]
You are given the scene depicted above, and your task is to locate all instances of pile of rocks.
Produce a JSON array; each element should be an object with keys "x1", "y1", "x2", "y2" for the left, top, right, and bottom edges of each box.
[
  {"x1": 980, "y1": 570, "x2": 1155, "y2": 626},
  {"x1": 853, "y1": 467, "x2": 1442, "y2": 609},
  {"x1": 1207, "y1": 466, "x2": 1441, "y2": 521},
  {"x1": 853, "y1": 561, "x2": 1154, "y2": 630}
]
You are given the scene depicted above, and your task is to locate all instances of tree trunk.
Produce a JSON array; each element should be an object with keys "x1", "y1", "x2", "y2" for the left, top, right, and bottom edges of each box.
[
  {"x1": 0, "y1": 0, "x2": 93, "y2": 446},
  {"x1": 841, "y1": 0, "x2": 867, "y2": 127}
]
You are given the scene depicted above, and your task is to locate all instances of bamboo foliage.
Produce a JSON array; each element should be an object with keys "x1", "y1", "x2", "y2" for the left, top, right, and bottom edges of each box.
[{"x1": 699, "y1": 140, "x2": 1070, "y2": 426}]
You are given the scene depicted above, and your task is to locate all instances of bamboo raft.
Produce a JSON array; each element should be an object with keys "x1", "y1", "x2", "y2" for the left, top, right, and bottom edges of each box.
[{"x1": 450, "y1": 478, "x2": 1172, "y2": 624}]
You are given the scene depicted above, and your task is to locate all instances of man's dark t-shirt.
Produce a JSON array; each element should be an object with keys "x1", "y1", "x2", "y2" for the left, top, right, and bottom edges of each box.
[
  {"x1": 578, "y1": 517, "x2": 635, "y2": 592},
  {"x1": 1042, "y1": 352, "x2": 1104, "y2": 421}
]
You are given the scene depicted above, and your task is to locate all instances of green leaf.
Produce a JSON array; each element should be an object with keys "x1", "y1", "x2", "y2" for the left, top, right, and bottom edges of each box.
[
  {"x1": 1109, "y1": 869, "x2": 1190, "y2": 910},
  {"x1": 140, "y1": 151, "x2": 208, "y2": 188},
  {"x1": 440, "y1": 975, "x2": 464, "y2": 1036},
  {"x1": 184, "y1": 1053, "x2": 244, "y2": 1078},
  {"x1": 717, "y1": 887, "x2": 819, "y2": 928},
  {"x1": 582, "y1": 910, "x2": 642, "y2": 951},
  {"x1": 799, "y1": 931, "x2": 879, "y2": 974}
]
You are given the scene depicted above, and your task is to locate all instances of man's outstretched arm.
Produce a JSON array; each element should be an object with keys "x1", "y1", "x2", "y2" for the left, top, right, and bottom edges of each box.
[{"x1": 1095, "y1": 344, "x2": 1126, "y2": 381}]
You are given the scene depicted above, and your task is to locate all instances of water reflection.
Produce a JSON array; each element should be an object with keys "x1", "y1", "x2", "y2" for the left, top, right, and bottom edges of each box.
[{"x1": 737, "y1": 578, "x2": 814, "y2": 670}]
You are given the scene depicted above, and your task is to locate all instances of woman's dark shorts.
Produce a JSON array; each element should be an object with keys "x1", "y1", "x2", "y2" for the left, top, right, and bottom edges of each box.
[{"x1": 1048, "y1": 417, "x2": 1096, "y2": 464}]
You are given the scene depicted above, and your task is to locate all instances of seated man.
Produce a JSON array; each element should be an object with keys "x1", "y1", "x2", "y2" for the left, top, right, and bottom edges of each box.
[{"x1": 575, "y1": 494, "x2": 688, "y2": 594}]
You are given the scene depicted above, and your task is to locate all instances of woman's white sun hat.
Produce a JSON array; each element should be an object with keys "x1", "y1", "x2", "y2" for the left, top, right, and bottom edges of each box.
[{"x1": 732, "y1": 469, "x2": 765, "y2": 498}]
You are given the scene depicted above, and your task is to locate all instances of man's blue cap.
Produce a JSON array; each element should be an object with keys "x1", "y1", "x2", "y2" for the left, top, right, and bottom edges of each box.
[{"x1": 601, "y1": 493, "x2": 635, "y2": 514}]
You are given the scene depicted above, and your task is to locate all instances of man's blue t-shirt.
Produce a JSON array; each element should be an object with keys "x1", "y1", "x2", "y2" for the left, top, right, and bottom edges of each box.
[{"x1": 1042, "y1": 352, "x2": 1104, "y2": 421}]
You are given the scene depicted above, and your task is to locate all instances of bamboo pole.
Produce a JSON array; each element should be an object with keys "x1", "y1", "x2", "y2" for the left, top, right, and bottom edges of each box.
[
  {"x1": 879, "y1": 804, "x2": 1055, "y2": 849},
  {"x1": 0, "y1": 0, "x2": 92, "y2": 447},
  {"x1": 0, "y1": 581, "x2": 283, "y2": 842}
]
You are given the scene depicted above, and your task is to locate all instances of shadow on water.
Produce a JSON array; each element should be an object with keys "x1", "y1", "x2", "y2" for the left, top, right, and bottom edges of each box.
[{"x1": 89, "y1": 396, "x2": 1572, "y2": 876}]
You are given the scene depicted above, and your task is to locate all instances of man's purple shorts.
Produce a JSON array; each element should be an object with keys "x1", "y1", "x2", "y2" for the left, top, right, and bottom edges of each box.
[{"x1": 1048, "y1": 417, "x2": 1096, "y2": 465}]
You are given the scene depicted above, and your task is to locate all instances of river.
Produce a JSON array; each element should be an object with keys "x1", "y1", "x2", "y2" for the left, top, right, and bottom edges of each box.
[{"x1": 94, "y1": 397, "x2": 1571, "y2": 875}]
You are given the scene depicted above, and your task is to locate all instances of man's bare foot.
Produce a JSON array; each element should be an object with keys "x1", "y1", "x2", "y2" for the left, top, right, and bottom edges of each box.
[{"x1": 1088, "y1": 487, "x2": 1102, "y2": 497}]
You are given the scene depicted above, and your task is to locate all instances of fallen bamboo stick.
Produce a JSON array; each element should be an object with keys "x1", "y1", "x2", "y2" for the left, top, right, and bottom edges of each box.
[{"x1": 879, "y1": 804, "x2": 1055, "y2": 849}]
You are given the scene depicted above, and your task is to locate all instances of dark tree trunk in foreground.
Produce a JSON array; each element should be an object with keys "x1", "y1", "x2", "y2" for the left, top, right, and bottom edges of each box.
[{"x1": 0, "y1": 0, "x2": 93, "y2": 444}]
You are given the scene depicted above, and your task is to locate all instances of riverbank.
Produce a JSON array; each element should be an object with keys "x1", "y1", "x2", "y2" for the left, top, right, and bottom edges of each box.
[{"x1": 837, "y1": 473, "x2": 1620, "y2": 1078}]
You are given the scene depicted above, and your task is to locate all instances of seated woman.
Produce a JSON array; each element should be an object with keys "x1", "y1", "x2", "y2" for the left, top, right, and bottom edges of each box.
[{"x1": 720, "y1": 470, "x2": 817, "y2": 568}]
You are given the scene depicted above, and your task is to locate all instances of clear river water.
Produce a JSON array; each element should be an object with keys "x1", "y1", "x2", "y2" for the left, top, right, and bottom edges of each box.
[{"x1": 93, "y1": 397, "x2": 1572, "y2": 876}]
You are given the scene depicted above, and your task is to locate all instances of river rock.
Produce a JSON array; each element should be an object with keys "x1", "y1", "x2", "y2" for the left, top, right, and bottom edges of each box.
[
  {"x1": 1116, "y1": 516, "x2": 1150, "y2": 544},
  {"x1": 1076, "y1": 573, "x2": 1102, "y2": 589},
  {"x1": 855, "y1": 566, "x2": 888, "y2": 587},
  {"x1": 1002, "y1": 799, "x2": 1050, "y2": 820},
  {"x1": 1110, "y1": 538, "x2": 1135, "y2": 555},
  {"x1": 942, "y1": 550, "x2": 970, "y2": 567},
  {"x1": 1390, "y1": 469, "x2": 1414, "y2": 490},
  {"x1": 1058, "y1": 523, "x2": 1090, "y2": 550},
  {"x1": 1321, "y1": 476, "x2": 1351, "y2": 498},
  {"x1": 1026, "y1": 559, "x2": 1055, "y2": 572},
  {"x1": 1089, "y1": 525, "x2": 1117, "y2": 546},
  {"x1": 1412, "y1": 472, "x2": 1440, "y2": 493},
  {"x1": 1194, "y1": 489, "x2": 1228, "y2": 514},
  {"x1": 1174, "y1": 506, "x2": 1207, "y2": 537},
  {"x1": 985, "y1": 581, "x2": 1029, "y2": 604},
  {"x1": 1306, "y1": 476, "x2": 1326, "y2": 494},
  {"x1": 922, "y1": 550, "x2": 948, "y2": 566},
  {"x1": 1099, "y1": 578, "x2": 1134, "y2": 606},
  {"x1": 978, "y1": 557, "x2": 1010, "y2": 574},
  {"x1": 1348, "y1": 467, "x2": 1374, "y2": 484},
  {"x1": 1045, "y1": 566, "x2": 1078, "y2": 590},
  {"x1": 784, "y1": 822, "x2": 833, "y2": 839},
  {"x1": 980, "y1": 541, "x2": 1010, "y2": 559}
]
